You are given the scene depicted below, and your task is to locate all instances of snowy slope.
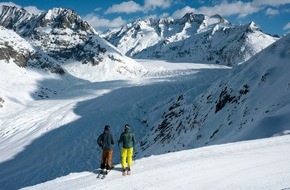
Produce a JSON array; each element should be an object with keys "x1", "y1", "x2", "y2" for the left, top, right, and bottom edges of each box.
[
  {"x1": 23, "y1": 135, "x2": 290, "y2": 190},
  {"x1": 104, "y1": 13, "x2": 277, "y2": 66},
  {"x1": 0, "y1": 26, "x2": 87, "y2": 115},
  {"x1": 0, "y1": 60, "x2": 229, "y2": 190},
  {"x1": 138, "y1": 34, "x2": 290, "y2": 157},
  {"x1": 0, "y1": 36, "x2": 289, "y2": 189}
]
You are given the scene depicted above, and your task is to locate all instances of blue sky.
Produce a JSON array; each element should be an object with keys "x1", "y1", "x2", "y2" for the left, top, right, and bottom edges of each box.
[{"x1": 1, "y1": 0, "x2": 290, "y2": 35}]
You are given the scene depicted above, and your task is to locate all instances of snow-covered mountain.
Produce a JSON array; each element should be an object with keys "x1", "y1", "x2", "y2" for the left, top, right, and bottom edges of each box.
[
  {"x1": 103, "y1": 13, "x2": 278, "y2": 66},
  {"x1": 1, "y1": 4, "x2": 289, "y2": 190},
  {"x1": 0, "y1": 5, "x2": 146, "y2": 81},
  {"x1": 0, "y1": 26, "x2": 65, "y2": 73},
  {"x1": 138, "y1": 34, "x2": 290, "y2": 157}
]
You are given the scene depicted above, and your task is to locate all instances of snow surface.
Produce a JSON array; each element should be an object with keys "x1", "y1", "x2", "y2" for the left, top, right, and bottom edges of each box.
[
  {"x1": 23, "y1": 135, "x2": 290, "y2": 190},
  {"x1": 1, "y1": 35, "x2": 289, "y2": 190},
  {"x1": 0, "y1": 59, "x2": 229, "y2": 189}
]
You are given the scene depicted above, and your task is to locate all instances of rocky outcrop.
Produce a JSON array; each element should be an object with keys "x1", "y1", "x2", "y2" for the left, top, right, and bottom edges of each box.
[{"x1": 0, "y1": 96, "x2": 4, "y2": 108}]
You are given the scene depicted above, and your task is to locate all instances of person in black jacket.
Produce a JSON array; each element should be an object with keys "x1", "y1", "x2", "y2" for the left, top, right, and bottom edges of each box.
[{"x1": 97, "y1": 125, "x2": 114, "y2": 174}]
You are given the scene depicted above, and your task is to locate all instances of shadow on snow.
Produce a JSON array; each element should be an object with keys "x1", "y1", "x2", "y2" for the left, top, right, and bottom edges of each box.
[{"x1": 0, "y1": 69, "x2": 229, "y2": 189}]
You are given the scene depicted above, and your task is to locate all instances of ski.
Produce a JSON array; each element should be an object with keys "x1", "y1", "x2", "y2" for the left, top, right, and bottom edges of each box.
[
  {"x1": 101, "y1": 169, "x2": 111, "y2": 179},
  {"x1": 97, "y1": 169, "x2": 111, "y2": 179},
  {"x1": 101, "y1": 174, "x2": 107, "y2": 179},
  {"x1": 96, "y1": 170, "x2": 104, "y2": 179}
]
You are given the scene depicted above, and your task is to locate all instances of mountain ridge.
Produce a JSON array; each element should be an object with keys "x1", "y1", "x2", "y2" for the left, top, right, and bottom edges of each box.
[
  {"x1": 0, "y1": 5, "x2": 146, "y2": 82},
  {"x1": 103, "y1": 13, "x2": 278, "y2": 66}
]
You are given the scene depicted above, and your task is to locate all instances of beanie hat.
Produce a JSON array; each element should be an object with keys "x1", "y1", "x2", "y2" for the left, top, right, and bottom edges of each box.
[
  {"x1": 104, "y1": 125, "x2": 110, "y2": 130},
  {"x1": 124, "y1": 124, "x2": 130, "y2": 130}
]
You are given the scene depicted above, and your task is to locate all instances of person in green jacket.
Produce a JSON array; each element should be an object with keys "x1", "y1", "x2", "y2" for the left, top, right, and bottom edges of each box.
[{"x1": 118, "y1": 124, "x2": 135, "y2": 175}]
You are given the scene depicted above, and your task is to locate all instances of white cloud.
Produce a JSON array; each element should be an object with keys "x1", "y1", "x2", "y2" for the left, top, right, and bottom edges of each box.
[
  {"x1": 0, "y1": 2, "x2": 43, "y2": 15},
  {"x1": 160, "y1": 12, "x2": 170, "y2": 18},
  {"x1": 94, "y1": 7, "x2": 102, "y2": 12},
  {"x1": 172, "y1": 6, "x2": 196, "y2": 18},
  {"x1": 144, "y1": 12, "x2": 170, "y2": 20},
  {"x1": 265, "y1": 8, "x2": 279, "y2": 15},
  {"x1": 145, "y1": 14, "x2": 158, "y2": 19},
  {"x1": 253, "y1": 0, "x2": 290, "y2": 7},
  {"x1": 172, "y1": 0, "x2": 290, "y2": 19},
  {"x1": 105, "y1": 1, "x2": 143, "y2": 14},
  {"x1": 0, "y1": 2, "x2": 20, "y2": 8},
  {"x1": 283, "y1": 22, "x2": 290, "y2": 30},
  {"x1": 105, "y1": 0, "x2": 172, "y2": 14},
  {"x1": 83, "y1": 13, "x2": 127, "y2": 31},
  {"x1": 24, "y1": 6, "x2": 43, "y2": 15},
  {"x1": 173, "y1": 0, "x2": 287, "y2": 19},
  {"x1": 144, "y1": 0, "x2": 171, "y2": 10},
  {"x1": 198, "y1": 1, "x2": 261, "y2": 18}
]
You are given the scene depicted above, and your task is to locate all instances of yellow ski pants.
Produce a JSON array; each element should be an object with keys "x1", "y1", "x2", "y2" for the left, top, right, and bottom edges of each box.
[{"x1": 121, "y1": 147, "x2": 133, "y2": 169}]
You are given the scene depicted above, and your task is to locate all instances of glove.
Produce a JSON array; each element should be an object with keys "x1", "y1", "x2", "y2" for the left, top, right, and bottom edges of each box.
[{"x1": 98, "y1": 143, "x2": 103, "y2": 149}]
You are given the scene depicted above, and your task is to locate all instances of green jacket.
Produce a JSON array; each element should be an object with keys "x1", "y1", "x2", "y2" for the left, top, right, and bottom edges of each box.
[{"x1": 118, "y1": 129, "x2": 135, "y2": 148}]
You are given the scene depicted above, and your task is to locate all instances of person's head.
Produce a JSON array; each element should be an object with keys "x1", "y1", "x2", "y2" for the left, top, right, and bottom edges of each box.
[
  {"x1": 124, "y1": 124, "x2": 130, "y2": 131},
  {"x1": 104, "y1": 125, "x2": 110, "y2": 131}
]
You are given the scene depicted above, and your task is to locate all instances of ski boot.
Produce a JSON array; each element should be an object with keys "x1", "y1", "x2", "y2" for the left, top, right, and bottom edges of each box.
[
  {"x1": 122, "y1": 168, "x2": 127, "y2": 176},
  {"x1": 127, "y1": 167, "x2": 131, "y2": 175}
]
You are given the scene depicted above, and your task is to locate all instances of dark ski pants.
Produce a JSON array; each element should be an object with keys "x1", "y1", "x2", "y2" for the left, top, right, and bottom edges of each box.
[{"x1": 101, "y1": 149, "x2": 113, "y2": 170}]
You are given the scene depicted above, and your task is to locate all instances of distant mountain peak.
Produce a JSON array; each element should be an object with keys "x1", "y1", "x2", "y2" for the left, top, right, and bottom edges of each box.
[
  {"x1": 0, "y1": 5, "x2": 32, "y2": 30},
  {"x1": 247, "y1": 21, "x2": 259, "y2": 30},
  {"x1": 103, "y1": 12, "x2": 277, "y2": 66},
  {"x1": 0, "y1": 4, "x2": 23, "y2": 12},
  {"x1": 210, "y1": 14, "x2": 230, "y2": 25},
  {"x1": 38, "y1": 7, "x2": 93, "y2": 32},
  {"x1": 0, "y1": 5, "x2": 146, "y2": 81},
  {"x1": 180, "y1": 13, "x2": 205, "y2": 24}
]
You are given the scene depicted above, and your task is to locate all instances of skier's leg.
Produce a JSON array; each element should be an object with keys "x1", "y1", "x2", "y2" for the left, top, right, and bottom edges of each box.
[
  {"x1": 121, "y1": 148, "x2": 128, "y2": 169},
  {"x1": 127, "y1": 147, "x2": 134, "y2": 167},
  {"x1": 100, "y1": 150, "x2": 107, "y2": 173},
  {"x1": 107, "y1": 150, "x2": 113, "y2": 170},
  {"x1": 121, "y1": 148, "x2": 128, "y2": 175},
  {"x1": 126, "y1": 148, "x2": 133, "y2": 174}
]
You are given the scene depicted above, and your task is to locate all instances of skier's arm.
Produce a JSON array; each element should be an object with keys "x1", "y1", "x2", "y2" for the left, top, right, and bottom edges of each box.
[
  {"x1": 97, "y1": 134, "x2": 103, "y2": 148},
  {"x1": 132, "y1": 134, "x2": 135, "y2": 147},
  {"x1": 118, "y1": 133, "x2": 123, "y2": 146},
  {"x1": 111, "y1": 134, "x2": 115, "y2": 145}
]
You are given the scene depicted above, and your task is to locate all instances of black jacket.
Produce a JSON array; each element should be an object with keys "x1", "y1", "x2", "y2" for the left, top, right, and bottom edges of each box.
[{"x1": 97, "y1": 130, "x2": 114, "y2": 150}]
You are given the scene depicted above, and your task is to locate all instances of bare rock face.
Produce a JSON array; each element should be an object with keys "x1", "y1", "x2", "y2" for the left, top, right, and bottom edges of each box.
[
  {"x1": 0, "y1": 26, "x2": 65, "y2": 74},
  {"x1": 0, "y1": 44, "x2": 32, "y2": 67}
]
